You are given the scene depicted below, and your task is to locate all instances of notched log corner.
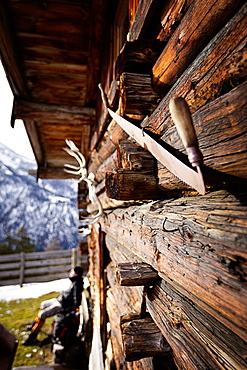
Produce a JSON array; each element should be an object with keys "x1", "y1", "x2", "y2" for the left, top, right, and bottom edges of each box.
[
  {"x1": 120, "y1": 313, "x2": 170, "y2": 362},
  {"x1": 105, "y1": 169, "x2": 161, "y2": 200},
  {"x1": 106, "y1": 139, "x2": 162, "y2": 200},
  {"x1": 116, "y1": 262, "x2": 159, "y2": 286}
]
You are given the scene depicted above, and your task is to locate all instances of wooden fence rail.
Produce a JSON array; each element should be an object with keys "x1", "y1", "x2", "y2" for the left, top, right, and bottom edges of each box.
[{"x1": 0, "y1": 248, "x2": 88, "y2": 286}]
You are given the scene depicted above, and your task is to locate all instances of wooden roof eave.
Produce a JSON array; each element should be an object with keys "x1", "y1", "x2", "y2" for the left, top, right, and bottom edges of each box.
[{"x1": 0, "y1": 1, "x2": 26, "y2": 97}]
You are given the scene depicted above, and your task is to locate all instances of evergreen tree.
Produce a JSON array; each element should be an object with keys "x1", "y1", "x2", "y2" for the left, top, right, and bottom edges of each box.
[{"x1": 0, "y1": 226, "x2": 36, "y2": 254}]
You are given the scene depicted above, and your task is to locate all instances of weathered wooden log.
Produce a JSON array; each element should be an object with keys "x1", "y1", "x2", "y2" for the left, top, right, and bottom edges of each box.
[
  {"x1": 115, "y1": 40, "x2": 165, "y2": 79},
  {"x1": 100, "y1": 190, "x2": 247, "y2": 342},
  {"x1": 106, "y1": 259, "x2": 176, "y2": 369},
  {"x1": 119, "y1": 72, "x2": 161, "y2": 117},
  {"x1": 106, "y1": 169, "x2": 161, "y2": 200},
  {"x1": 158, "y1": 82, "x2": 247, "y2": 191},
  {"x1": 116, "y1": 262, "x2": 159, "y2": 286},
  {"x1": 105, "y1": 235, "x2": 247, "y2": 369},
  {"x1": 147, "y1": 278, "x2": 247, "y2": 370},
  {"x1": 118, "y1": 139, "x2": 155, "y2": 171},
  {"x1": 128, "y1": 0, "x2": 162, "y2": 41},
  {"x1": 157, "y1": 0, "x2": 194, "y2": 42},
  {"x1": 152, "y1": 0, "x2": 244, "y2": 94},
  {"x1": 89, "y1": 6, "x2": 247, "y2": 192},
  {"x1": 144, "y1": 3, "x2": 247, "y2": 134},
  {"x1": 121, "y1": 313, "x2": 170, "y2": 361}
]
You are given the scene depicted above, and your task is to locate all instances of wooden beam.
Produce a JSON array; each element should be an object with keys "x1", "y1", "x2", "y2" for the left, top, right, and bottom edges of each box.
[
  {"x1": 119, "y1": 72, "x2": 161, "y2": 117},
  {"x1": 106, "y1": 169, "x2": 161, "y2": 201},
  {"x1": 23, "y1": 119, "x2": 44, "y2": 165},
  {"x1": 121, "y1": 314, "x2": 170, "y2": 362},
  {"x1": 116, "y1": 262, "x2": 159, "y2": 286},
  {"x1": 118, "y1": 139, "x2": 155, "y2": 171},
  {"x1": 0, "y1": 2, "x2": 26, "y2": 96},
  {"x1": 13, "y1": 99, "x2": 95, "y2": 122}
]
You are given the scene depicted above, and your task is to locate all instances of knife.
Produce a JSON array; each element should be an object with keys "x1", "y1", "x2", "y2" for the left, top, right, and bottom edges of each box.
[{"x1": 98, "y1": 84, "x2": 205, "y2": 195}]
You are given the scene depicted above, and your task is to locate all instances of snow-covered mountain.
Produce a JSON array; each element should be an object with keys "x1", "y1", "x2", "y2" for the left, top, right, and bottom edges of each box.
[{"x1": 0, "y1": 142, "x2": 79, "y2": 250}]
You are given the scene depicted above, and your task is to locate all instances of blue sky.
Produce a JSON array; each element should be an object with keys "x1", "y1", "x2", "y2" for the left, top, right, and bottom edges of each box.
[{"x1": 0, "y1": 60, "x2": 35, "y2": 160}]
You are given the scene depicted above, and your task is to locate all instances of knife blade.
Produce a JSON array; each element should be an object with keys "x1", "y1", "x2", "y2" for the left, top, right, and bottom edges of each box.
[{"x1": 99, "y1": 84, "x2": 205, "y2": 195}]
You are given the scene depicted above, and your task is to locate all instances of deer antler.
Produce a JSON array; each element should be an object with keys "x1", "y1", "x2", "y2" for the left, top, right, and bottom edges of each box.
[{"x1": 63, "y1": 140, "x2": 103, "y2": 226}]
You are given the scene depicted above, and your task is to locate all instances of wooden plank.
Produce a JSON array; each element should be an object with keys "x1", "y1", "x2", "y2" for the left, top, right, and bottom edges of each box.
[
  {"x1": 24, "y1": 256, "x2": 71, "y2": 268},
  {"x1": 11, "y1": 15, "x2": 90, "y2": 41},
  {"x1": 101, "y1": 190, "x2": 247, "y2": 342},
  {"x1": 27, "y1": 83, "x2": 86, "y2": 103},
  {"x1": 23, "y1": 119, "x2": 44, "y2": 165},
  {"x1": 0, "y1": 278, "x2": 20, "y2": 287},
  {"x1": 152, "y1": 0, "x2": 245, "y2": 94},
  {"x1": 17, "y1": 32, "x2": 89, "y2": 54},
  {"x1": 23, "y1": 60, "x2": 87, "y2": 76},
  {"x1": 0, "y1": 254, "x2": 21, "y2": 262},
  {"x1": 14, "y1": 99, "x2": 95, "y2": 122},
  {"x1": 86, "y1": 0, "x2": 108, "y2": 106},
  {"x1": 0, "y1": 262, "x2": 20, "y2": 271},
  {"x1": 24, "y1": 249, "x2": 71, "y2": 259},
  {"x1": 0, "y1": 1, "x2": 26, "y2": 95},
  {"x1": 8, "y1": 1, "x2": 91, "y2": 23},
  {"x1": 106, "y1": 260, "x2": 176, "y2": 369},
  {"x1": 147, "y1": 278, "x2": 247, "y2": 370},
  {"x1": 19, "y1": 251, "x2": 25, "y2": 287},
  {"x1": 24, "y1": 273, "x2": 69, "y2": 284}
]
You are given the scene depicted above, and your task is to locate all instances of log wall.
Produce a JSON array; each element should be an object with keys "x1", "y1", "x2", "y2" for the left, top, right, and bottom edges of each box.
[{"x1": 87, "y1": 1, "x2": 247, "y2": 369}]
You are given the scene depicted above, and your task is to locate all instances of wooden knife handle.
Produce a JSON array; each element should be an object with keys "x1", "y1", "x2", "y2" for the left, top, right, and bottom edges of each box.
[{"x1": 169, "y1": 97, "x2": 203, "y2": 166}]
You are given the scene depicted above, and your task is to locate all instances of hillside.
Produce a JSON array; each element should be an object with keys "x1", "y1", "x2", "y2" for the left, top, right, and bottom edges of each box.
[{"x1": 0, "y1": 142, "x2": 79, "y2": 250}]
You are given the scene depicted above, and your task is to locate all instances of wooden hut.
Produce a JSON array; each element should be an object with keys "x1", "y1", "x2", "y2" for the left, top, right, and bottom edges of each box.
[{"x1": 0, "y1": 1, "x2": 246, "y2": 369}]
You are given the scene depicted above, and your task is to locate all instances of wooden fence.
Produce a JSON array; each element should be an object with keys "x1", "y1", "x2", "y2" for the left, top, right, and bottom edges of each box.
[{"x1": 0, "y1": 248, "x2": 88, "y2": 286}]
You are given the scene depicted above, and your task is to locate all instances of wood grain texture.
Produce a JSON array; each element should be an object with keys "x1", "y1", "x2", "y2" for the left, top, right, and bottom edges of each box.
[
  {"x1": 152, "y1": 0, "x2": 245, "y2": 94},
  {"x1": 147, "y1": 279, "x2": 247, "y2": 370},
  {"x1": 101, "y1": 190, "x2": 247, "y2": 342}
]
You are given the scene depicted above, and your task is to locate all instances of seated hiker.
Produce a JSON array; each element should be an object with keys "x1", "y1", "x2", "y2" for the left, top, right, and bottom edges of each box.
[{"x1": 23, "y1": 265, "x2": 84, "y2": 346}]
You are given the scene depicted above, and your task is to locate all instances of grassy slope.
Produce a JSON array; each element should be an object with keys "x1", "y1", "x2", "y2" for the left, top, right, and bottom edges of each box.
[{"x1": 0, "y1": 292, "x2": 59, "y2": 367}]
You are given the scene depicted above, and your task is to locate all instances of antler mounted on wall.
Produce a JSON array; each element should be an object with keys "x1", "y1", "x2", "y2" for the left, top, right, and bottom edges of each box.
[{"x1": 63, "y1": 139, "x2": 103, "y2": 226}]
